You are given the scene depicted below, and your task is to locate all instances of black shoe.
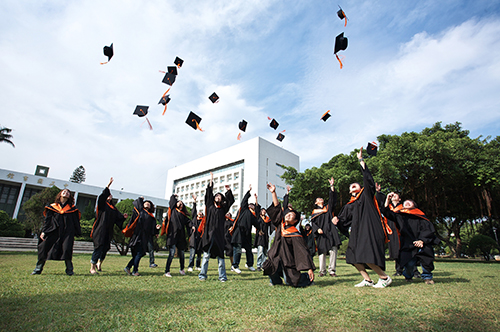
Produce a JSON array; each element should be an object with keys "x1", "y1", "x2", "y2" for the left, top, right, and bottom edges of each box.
[
  {"x1": 393, "y1": 272, "x2": 402, "y2": 276},
  {"x1": 31, "y1": 271, "x2": 41, "y2": 275}
]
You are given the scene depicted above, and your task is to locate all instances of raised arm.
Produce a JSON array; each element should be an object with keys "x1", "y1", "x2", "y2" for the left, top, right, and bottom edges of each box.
[
  {"x1": 241, "y1": 185, "x2": 251, "y2": 210},
  {"x1": 327, "y1": 177, "x2": 337, "y2": 216},
  {"x1": 205, "y1": 174, "x2": 214, "y2": 206},
  {"x1": 169, "y1": 194, "x2": 178, "y2": 210},
  {"x1": 223, "y1": 185, "x2": 235, "y2": 213}
]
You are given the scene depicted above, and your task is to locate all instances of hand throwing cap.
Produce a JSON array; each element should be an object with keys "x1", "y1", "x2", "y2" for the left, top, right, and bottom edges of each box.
[
  {"x1": 367, "y1": 142, "x2": 378, "y2": 156},
  {"x1": 239, "y1": 120, "x2": 247, "y2": 132},
  {"x1": 174, "y1": 56, "x2": 184, "y2": 68},
  {"x1": 209, "y1": 92, "x2": 219, "y2": 103},
  {"x1": 186, "y1": 111, "x2": 202, "y2": 130},
  {"x1": 133, "y1": 105, "x2": 149, "y2": 117}
]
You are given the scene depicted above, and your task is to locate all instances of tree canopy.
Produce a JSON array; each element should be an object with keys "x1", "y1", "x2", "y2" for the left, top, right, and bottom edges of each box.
[
  {"x1": 0, "y1": 126, "x2": 15, "y2": 147},
  {"x1": 70, "y1": 165, "x2": 86, "y2": 183}
]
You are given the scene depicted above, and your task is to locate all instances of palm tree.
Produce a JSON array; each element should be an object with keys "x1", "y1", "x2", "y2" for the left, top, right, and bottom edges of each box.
[{"x1": 0, "y1": 126, "x2": 15, "y2": 147}]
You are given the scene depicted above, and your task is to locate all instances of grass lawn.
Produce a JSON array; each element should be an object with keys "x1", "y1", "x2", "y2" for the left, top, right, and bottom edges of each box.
[{"x1": 1, "y1": 252, "x2": 499, "y2": 331}]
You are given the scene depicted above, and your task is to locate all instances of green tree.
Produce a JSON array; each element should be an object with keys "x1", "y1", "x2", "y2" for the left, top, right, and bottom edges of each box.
[
  {"x1": 76, "y1": 219, "x2": 94, "y2": 242},
  {"x1": 70, "y1": 165, "x2": 86, "y2": 183},
  {"x1": 82, "y1": 202, "x2": 96, "y2": 221},
  {"x1": 468, "y1": 234, "x2": 498, "y2": 260},
  {"x1": 113, "y1": 199, "x2": 134, "y2": 255},
  {"x1": 0, "y1": 126, "x2": 15, "y2": 147},
  {"x1": 21, "y1": 186, "x2": 60, "y2": 235},
  {"x1": 0, "y1": 211, "x2": 24, "y2": 237}
]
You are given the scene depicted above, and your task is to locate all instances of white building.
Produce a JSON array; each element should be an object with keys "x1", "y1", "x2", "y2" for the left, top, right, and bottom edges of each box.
[{"x1": 165, "y1": 137, "x2": 300, "y2": 215}]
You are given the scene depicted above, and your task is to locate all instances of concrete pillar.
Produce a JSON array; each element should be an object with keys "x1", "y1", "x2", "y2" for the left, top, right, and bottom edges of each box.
[{"x1": 13, "y1": 182, "x2": 26, "y2": 219}]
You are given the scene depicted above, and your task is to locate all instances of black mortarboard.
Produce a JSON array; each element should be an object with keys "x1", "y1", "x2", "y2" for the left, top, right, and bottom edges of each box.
[
  {"x1": 133, "y1": 105, "x2": 149, "y2": 117},
  {"x1": 277, "y1": 133, "x2": 285, "y2": 142},
  {"x1": 174, "y1": 56, "x2": 184, "y2": 68},
  {"x1": 158, "y1": 95, "x2": 171, "y2": 106},
  {"x1": 103, "y1": 43, "x2": 113, "y2": 61},
  {"x1": 167, "y1": 66, "x2": 178, "y2": 75},
  {"x1": 337, "y1": 7, "x2": 345, "y2": 20},
  {"x1": 186, "y1": 111, "x2": 203, "y2": 131},
  {"x1": 321, "y1": 110, "x2": 331, "y2": 122},
  {"x1": 367, "y1": 142, "x2": 378, "y2": 156},
  {"x1": 209, "y1": 92, "x2": 219, "y2": 103},
  {"x1": 334, "y1": 32, "x2": 348, "y2": 54},
  {"x1": 162, "y1": 72, "x2": 176, "y2": 86},
  {"x1": 269, "y1": 118, "x2": 279, "y2": 130},
  {"x1": 239, "y1": 120, "x2": 247, "y2": 132}
]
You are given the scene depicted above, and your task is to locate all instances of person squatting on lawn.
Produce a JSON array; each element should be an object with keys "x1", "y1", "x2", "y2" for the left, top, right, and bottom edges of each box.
[
  {"x1": 310, "y1": 177, "x2": 341, "y2": 277},
  {"x1": 123, "y1": 197, "x2": 160, "y2": 276},
  {"x1": 263, "y1": 183, "x2": 315, "y2": 287},
  {"x1": 32, "y1": 189, "x2": 82, "y2": 276},
  {"x1": 198, "y1": 172, "x2": 235, "y2": 282},
  {"x1": 90, "y1": 177, "x2": 128, "y2": 275},
  {"x1": 382, "y1": 193, "x2": 440, "y2": 285},
  {"x1": 161, "y1": 193, "x2": 194, "y2": 277},
  {"x1": 229, "y1": 185, "x2": 261, "y2": 274},
  {"x1": 333, "y1": 147, "x2": 393, "y2": 288}
]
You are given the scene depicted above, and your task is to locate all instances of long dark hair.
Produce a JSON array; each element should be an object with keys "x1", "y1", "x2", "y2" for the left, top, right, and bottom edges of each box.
[
  {"x1": 54, "y1": 189, "x2": 75, "y2": 205},
  {"x1": 144, "y1": 200, "x2": 155, "y2": 213}
]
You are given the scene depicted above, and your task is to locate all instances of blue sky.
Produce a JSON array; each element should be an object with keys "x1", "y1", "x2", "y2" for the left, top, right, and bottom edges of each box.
[{"x1": 1, "y1": 0, "x2": 499, "y2": 198}]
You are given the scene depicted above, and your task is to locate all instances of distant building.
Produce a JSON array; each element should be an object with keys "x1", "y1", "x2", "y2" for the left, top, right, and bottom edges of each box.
[
  {"x1": 0, "y1": 167, "x2": 169, "y2": 221},
  {"x1": 165, "y1": 137, "x2": 300, "y2": 216}
]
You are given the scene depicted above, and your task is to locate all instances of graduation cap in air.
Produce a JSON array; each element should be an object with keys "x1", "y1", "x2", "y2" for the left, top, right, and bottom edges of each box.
[
  {"x1": 209, "y1": 92, "x2": 219, "y2": 103},
  {"x1": 186, "y1": 111, "x2": 203, "y2": 131},
  {"x1": 133, "y1": 105, "x2": 152, "y2": 130},
  {"x1": 321, "y1": 110, "x2": 331, "y2": 122},
  {"x1": 334, "y1": 32, "x2": 348, "y2": 69},
  {"x1": 337, "y1": 6, "x2": 348, "y2": 27},
  {"x1": 174, "y1": 56, "x2": 184, "y2": 68},
  {"x1": 277, "y1": 133, "x2": 285, "y2": 142},
  {"x1": 239, "y1": 120, "x2": 247, "y2": 132},
  {"x1": 162, "y1": 72, "x2": 176, "y2": 86},
  {"x1": 367, "y1": 141, "x2": 378, "y2": 156},
  {"x1": 167, "y1": 66, "x2": 178, "y2": 75},
  {"x1": 100, "y1": 43, "x2": 113, "y2": 65},
  {"x1": 159, "y1": 94, "x2": 171, "y2": 115},
  {"x1": 268, "y1": 117, "x2": 279, "y2": 130}
]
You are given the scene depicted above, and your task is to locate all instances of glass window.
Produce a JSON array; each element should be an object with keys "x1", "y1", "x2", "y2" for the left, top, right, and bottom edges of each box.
[
  {"x1": 227, "y1": 174, "x2": 232, "y2": 181},
  {"x1": 220, "y1": 176, "x2": 225, "y2": 183},
  {"x1": 233, "y1": 183, "x2": 239, "y2": 190},
  {"x1": 234, "y1": 172, "x2": 239, "y2": 179},
  {"x1": 196, "y1": 182, "x2": 200, "y2": 189},
  {"x1": 214, "y1": 178, "x2": 219, "y2": 184}
]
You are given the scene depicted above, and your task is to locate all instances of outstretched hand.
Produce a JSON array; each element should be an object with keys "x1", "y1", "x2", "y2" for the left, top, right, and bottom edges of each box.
[
  {"x1": 249, "y1": 184, "x2": 252, "y2": 192},
  {"x1": 308, "y1": 269, "x2": 314, "y2": 282},
  {"x1": 357, "y1": 147, "x2": 363, "y2": 160},
  {"x1": 375, "y1": 182, "x2": 381, "y2": 192},
  {"x1": 191, "y1": 193, "x2": 197, "y2": 201},
  {"x1": 286, "y1": 185, "x2": 291, "y2": 193},
  {"x1": 107, "y1": 177, "x2": 114, "y2": 188},
  {"x1": 328, "y1": 177, "x2": 335, "y2": 186},
  {"x1": 332, "y1": 216, "x2": 339, "y2": 225},
  {"x1": 267, "y1": 183, "x2": 276, "y2": 193}
]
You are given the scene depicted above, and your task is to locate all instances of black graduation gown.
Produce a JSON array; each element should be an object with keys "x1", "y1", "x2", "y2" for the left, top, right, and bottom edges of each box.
[
  {"x1": 38, "y1": 202, "x2": 81, "y2": 261},
  {"x1": 383, "y1": 207, "x2": 440, "y2": 272},
  {"x1": 254, "y1": 215, "x2": 272, "y2": 248},
  {"x1": 165, "y1": 194, "x2": 191, "y2": 251},
  {"x1": 263, "y1": 202, "x2": 316, "y2": 287},
  {"x1": 336, "y1": 165, "x2": 386, "y2": 270},
  {"x1": 300, "y1": 225, "x2": 316, "y2": 257},
  {"x1": 199, "y1": 183, "x2": 235, "y2": 258},
  {"x1": 188, "y1": 203, "x2": 201, "y2": 249},
  {"x1": 127, "y1": 198, "x2": 158, "y2": 253},
  {"x1": 224, "y1": 217, "x2": 234, "y2": 256},
  {"x1": 231, "y1": 190, "x2": 261, "y2": 247},
  {"x1": 376, "y1": 192, "x2": 400, "y2": 260},
  {"x1": 311, "y1": 189, "x2": 340, "y2": 255},
  {"x1": 91, "y1": 187, "x2": 126, "y2": 252}
]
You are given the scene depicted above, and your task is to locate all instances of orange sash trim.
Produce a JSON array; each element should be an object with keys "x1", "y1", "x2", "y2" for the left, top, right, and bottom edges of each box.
[
  {"x1": 311, "y1": 206, "x2": 328, "y2": 220},
  {"x1": 122, "y1": 207, "x2": 140, "y2": 237},
  {"x1": 262, "y1": 216, "x2": 270, "y2": 224},
  {"x1": 396, "y1": 208, "x2": 429, "y2": 221},
  {"x1": 281, "y1": 222, "x2": 302, "y2": 238}
]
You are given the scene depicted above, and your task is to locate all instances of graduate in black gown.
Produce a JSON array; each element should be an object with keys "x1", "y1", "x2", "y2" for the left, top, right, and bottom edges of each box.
[
  {"x1": 333, "y1": 147, "x2": 393, "y2": 288},
  {"x1": 300, "y1": 223, "x2": 316, "y2": 258},
  {"x1": 383, "y1": 194, "x2": 440, "y2": 284},
  {"x1": 263, "y1": 183, "x2": 315, "y2": 287},
  {"x1": 310, "y1": 177, "x2": 340, "y2": 277},
  {"x1": 161, "y1": 193, "x2": 193, "y2": 277},
  {"x1": 224, "y1": 212, "x2": 234, "y2": 266},
  {"x1": 198, "y1": 171, "x2": 235, "y2": 282},
  {"x1": 187, "y1": 195, "x2": 203, "y2": 272},
  {"x1": 229, "y1": 185, "x2": 261, "y2": 273},
  {"x1": 123, "y1": 197, "x2": 159, "y2": 276},
  {"x1": 254, "y1": 208, "x2": 271, "y2": 271},
  {"x1": 32, "y1": 189, "x2": 81, "y2": 275},
  {"x1": 90, "y1": 177, "x2": 128, "y2": 274}
]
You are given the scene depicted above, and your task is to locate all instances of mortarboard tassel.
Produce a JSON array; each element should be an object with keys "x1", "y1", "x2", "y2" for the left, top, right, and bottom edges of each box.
[
  {"x1": 321, "y1": 110, "x2": 331, "y2": 120},
  {"x1": 161, "y1": 88, "x2": 171, "y2": 116},
  {"x1": 100, "y1": 61, "x2": 109, "y2": 65},
  {"x1": 280, "y1": 129, "x2": 286, "y2": 134},
  {"x1": 335, "y1": 54, "x2": 344, "y2": 69},
  {"x1": 192, "y1": 119, "x2": 204, "y2": 132},
  {"x1": 341, "y1": 11, "x2": 347, "y2": 27},
  {"x1": 141, "y1": 118, "x2": 153, "y2": 130},
  {"x1": 237, "y1": 132, "x2": 242, "y2": 140},
  {"x1": 159, "y1": 70, "x2": 166, "y2": 73}
]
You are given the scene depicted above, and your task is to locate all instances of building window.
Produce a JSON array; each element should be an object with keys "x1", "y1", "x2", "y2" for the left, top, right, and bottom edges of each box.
[
  {"x1": 234, "y1": 172, "x2": 239, "y2": 179},
  {"x1": 234, "y1": 194, "x2": 238, "y2": 201},
  {"x1": 191, "y1": 184, "x2": 194, "y2": 190},
  {"x1": 202, "y1": 181, "x2": 206, "y2": 188},
  {"x1": 233, "y1": 183, "x2": 239, "y2": 190},
  {"x1": 220, "y1": 176, "x2": 225, "y2": 183},
  {"x1": 196, "y1": 182, "x2": 200, "y2": 189},
  {"x1": 176, "y1": 187, "x2": 180, "y2": 193},
  {"x1": 181, "y1": 186, "x2": 185, "y2": 192},
  {"x1": 227, "y1": 174, "x2": 232, "y2": 181},
  {"x1": 214, "y1": 178, "x2": 219, "y2": 184}
]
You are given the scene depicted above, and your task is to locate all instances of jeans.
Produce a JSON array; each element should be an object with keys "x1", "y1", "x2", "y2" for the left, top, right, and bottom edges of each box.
[
  {"x1": 232, "y1": 243, "x2": 254, "y2": 268},
  {"x1": 90, "y1": 245, "x2": 107, "y2": 264},
  {"x1": 318, "y1": 247, "x2": 338, "y2": 274},
  {"x1": 165, "y1": 244, "x2": 185, "y2": 273},
  {"x1": 33, "y1": 259, "x2": 73, "y2": 275},
  {"x1": 126, "y1": 246, "x2": 144, "y2": 273},
  {"x1": 403, "y1": 257, "x2": 433, "y2": 280},
  {"x1": 256, "y1": 245, "x2": 267, "y2": 268},
  {"x1": 188, "y1": 247, "x2": 202, "y2": 268},
  {"x1": 198, "y1": 239, "x2": 227, "y2": 281},
  {"x1": 148, "y1": 240, "x2": 155, "y2": 265}
]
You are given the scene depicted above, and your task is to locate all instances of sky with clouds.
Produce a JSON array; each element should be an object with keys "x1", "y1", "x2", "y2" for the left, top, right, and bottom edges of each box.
[{"x1": 1, "y1": 0, "x2": 499, "y2": 198}]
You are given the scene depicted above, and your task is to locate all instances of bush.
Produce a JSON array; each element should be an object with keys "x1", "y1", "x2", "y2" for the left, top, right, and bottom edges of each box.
[
  {"x1": 0, "y1": 210, "x2": 25, "y2": 237},
  {"x1": 75, "y1": 219, "x2": 94, "y2": 242},
  {"x1": 468, "y1": 234, "x2": 498, "y2": 260}
]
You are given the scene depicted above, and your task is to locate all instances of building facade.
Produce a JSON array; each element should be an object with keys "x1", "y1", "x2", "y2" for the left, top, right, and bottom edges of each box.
[
  {"x1": 0, "y1": 168, "x2": 169, "y2": 221},
  {"x1": 165, "y1": 137, "x2": 300, "y2": 216}
]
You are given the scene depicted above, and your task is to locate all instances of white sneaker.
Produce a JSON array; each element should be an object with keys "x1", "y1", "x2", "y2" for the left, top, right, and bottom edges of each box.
[
  {"x1": 164, "y1": 272, "x2": 172, "y2": 277},
  {"x1": 179, "y1": 270, "x2": 186, "y2": 276},
  {"x1": 354, "y1": 279, "x2": 374, "y2": 287},
  {"x1": 247, "y1": 266, "x2": 256, "y2": 272},
  {"x1": 196, "y1": 267, "x2": 201, "y2": 271},
  {"x1": 187, "y1": 267, "x2": 193, "y2": 272},
  {"x1": 373, "y1": 276, "x2": 392, "y2": 288},
  {"x1": 231, "y1": 266, "x2": 242, "y2": 274}
]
